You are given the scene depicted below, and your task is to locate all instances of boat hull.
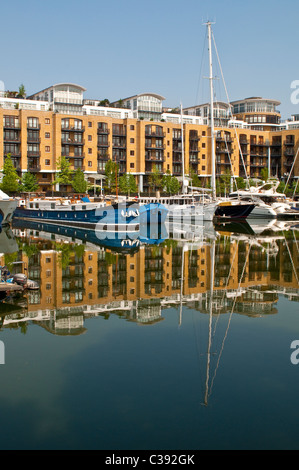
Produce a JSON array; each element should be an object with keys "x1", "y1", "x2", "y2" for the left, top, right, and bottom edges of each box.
[
  {"x1": 215, "y1": 203, "x2": 255, "y2": 219},
  {"x1": 0, "y1": 199, "x2": 18, "y2": 225},
  {"x1": 13, "y1": 202, "x2": 168, "y2": 228}
]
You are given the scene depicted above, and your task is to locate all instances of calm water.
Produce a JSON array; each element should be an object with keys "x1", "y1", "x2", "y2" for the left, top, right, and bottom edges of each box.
[{"x1": 0, "y1": 219, "x2": 298, "y2": 450}]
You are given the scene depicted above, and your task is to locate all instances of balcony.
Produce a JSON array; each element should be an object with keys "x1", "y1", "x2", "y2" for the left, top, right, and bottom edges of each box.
[
  {"x1": 284, "y1": 148, "x2": 295, "y2": 157},
  {"x1": 112, "y1": 128, "x2": 126, "y2": 136},
  {"x1": 284, "y1": 139, "x2": 295, "y2": 146},
  {"x1": 27, "y1": 151, "x2": 40, "y2": 158},
  {"x1": 4, "y1": 152, "x2": 21, "y2": 159},
  {"x1": 27, "y1": 158, "x2": 41, "y2": 172},
  {"x1": 145, "y1": 156, "x2": 164, "y2": 162},
  {"x1": 145, "y1": 143, "x2": 165, "y2": 150},
  {"x1": 97, "y1": 128, "x2": 110, "y2": 135},
  {"x1": 61, "y1": 126, "x2": 85, "y2": 132},
  {"x1": 3, "y1": 136, "x2": 21, "y2": 143},
  {"x1": 145, "y1": 130, "x2": 165, "y2": 138},
  {"x1": 112, "y1": 142, "x2": 126, "y2": 149},
  {"x1": 3, "y1": 122, "x2": 21, "y2": 130},
  {"x1": 27, "y1": 165, "x2": 41, "y2": 172},
  {"x1": 284, "y1": 159, "x2": 293, "y2": 168},
  {"x1": 97, "y1": 152, "x2": 109, "y2": 160},
  {"x1": 61, "y1": 139, "x2": 84, "y2": 146}
]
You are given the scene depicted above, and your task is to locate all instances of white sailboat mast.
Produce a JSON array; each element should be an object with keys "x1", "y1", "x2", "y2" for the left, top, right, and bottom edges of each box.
[
  {"x1": 207, "y1": 21, "x2": 216, "y2": 200},
  {"x1": 180, "y1": 103, "x2": 186, "y2": 194}
]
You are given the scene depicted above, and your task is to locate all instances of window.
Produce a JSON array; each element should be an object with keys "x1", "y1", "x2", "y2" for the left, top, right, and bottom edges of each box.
[
  {"x1": 88, "y1": 161, "x2": 92, "y2": 167},
  {"x1": 45, "y1": 146, "x2": 50, "y2": 152},
  {"x1": 45, "y1": 132, "x2": 50, "y2": 138},
  {"x1": 130, "y1": 150, "x2": 134, "y2": 156},
  {"x1": 45, "y1": 159, "x2": 50, "y2": 165},
  {"x1": 130, "y1": 163, "x2": 134, "y2": 169},
  {"x1": 27, "y1": 117, "x2": 39, "y2": 128},
  {"x1": 88, "y1": 148, "x2": 92, "y2": 154},
  {"x1": 88, "y1": 135, "x2": 92, "y2": 141},
  {"x1": 45, "y1": 118, "x2": 50, "y2": 124},
  {"x1": 88, "y1": 121, "x2": 92, "y2": 127},
  {"x1": 130, "y1": 125, "x2": 134, "y2": 130},
  {"x1": 130, "y1": 138, "x2": 134, "y2": 143}
]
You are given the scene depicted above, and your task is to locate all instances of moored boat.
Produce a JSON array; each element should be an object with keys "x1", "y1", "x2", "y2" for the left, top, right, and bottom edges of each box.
[
  {"x1": 13, "y1": 196, "x2": 168, "y2": 229},
  {"x1": 0, "y1": 190, "x2": 18, "y2": 226}
]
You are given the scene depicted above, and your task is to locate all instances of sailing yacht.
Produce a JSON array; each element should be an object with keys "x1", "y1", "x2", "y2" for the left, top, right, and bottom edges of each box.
[{"x1": 203, "y1": 21, "x2": 256, "y2": 220}]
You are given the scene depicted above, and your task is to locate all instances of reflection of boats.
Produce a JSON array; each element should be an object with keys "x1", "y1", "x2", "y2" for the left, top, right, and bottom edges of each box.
[
  {"x1": 0, "y1": 225, "x2": 19, "y2": 254},
  {"x1": 14, "y1": 197, "x2": 168, "y2": 228},
  {"x1": 0, "y1": 190, "x2": 18, "y2": 226},
  {"x1": 215, "y1": 218, "x2": 299, "y2": 237},
  {"x1": 12, "y1": 219, "x2": 168, "y2": 253},
  {"x1": 165, "y1": 219, "x2": 218, "y2": 242}
]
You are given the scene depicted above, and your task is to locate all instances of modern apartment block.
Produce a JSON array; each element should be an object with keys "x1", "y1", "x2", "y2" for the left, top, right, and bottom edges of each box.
[{"x1": 0, "y1": 84, "x2": 298, "y2": 193}]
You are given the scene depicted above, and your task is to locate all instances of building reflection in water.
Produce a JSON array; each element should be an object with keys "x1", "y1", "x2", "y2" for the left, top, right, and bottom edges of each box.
[{"x1": 0, "y1": 221, "x2": 298, "y2": 336}]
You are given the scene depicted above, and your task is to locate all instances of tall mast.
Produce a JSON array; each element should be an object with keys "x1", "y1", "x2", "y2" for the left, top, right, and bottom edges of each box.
[
  {"x1": 207, "y1": 21, "x2": 216, "y2": 200},
  {"x1": 180, "y1": 103, "x2": 186, "y2": 194}
]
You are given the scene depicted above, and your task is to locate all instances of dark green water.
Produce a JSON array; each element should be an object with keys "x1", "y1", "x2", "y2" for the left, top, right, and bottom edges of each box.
[{"x1": 0, "y1": 222, "x2": 298, "y2": 450}]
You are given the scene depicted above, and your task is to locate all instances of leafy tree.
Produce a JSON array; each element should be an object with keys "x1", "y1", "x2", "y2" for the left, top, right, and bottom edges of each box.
[
  {"x1": 217, "y1": 171, "x2": 231, "y2": 197},
  {"x1": 104, "y1": 159, "x2": 119, "y2": 192},
  {"x1": 21, "y1": 172, "x2": 39, "y2": 192},
  {"x1": 162, "y1": 171, "x2": 181, "y2": 195},
  {"x1": 17, "y1": 83, "x2": 26, "y2": 99},
  {"x1": 52, "y1": 156, "x2": 74, "y2": 188},
  {"x1": 119, "y1": 173, "x2": 138, "y2": 196},
  {"x1": 98, "y1": 99, "x2": 110, "y2": 107},
  {"x1": 72, "y1": 168, "x2": 87, "y2": 193},
  {"x1": 1, "y1": 154, "x2": 20, "y2": 192},
  {"x1": 148, "y1": 165, "x2": 163, "y2": 194},
  {"x1": 260, "y1": 167, "x2": 269, "y2": 182},
  {"x1": 189, "y1": 168, "x2": 202, "y2": 189}
]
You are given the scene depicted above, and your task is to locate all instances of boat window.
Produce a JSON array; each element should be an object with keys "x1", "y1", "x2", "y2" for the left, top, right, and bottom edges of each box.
[
  {"x1": 82, "y1": 205, "x2": 86, "y2": 210},
  {"x1": 35, "y1": 203, "x2": 39, "y2": 208},
  {"x1": 71, "y1": 206, "x2": 75, "y2": 210},
  {"x1": 30, "y1": 203, "x2": 33, "y2": 209},
  {"x1": 51, "y1": 203, "x2": 55, "y2": 209}
]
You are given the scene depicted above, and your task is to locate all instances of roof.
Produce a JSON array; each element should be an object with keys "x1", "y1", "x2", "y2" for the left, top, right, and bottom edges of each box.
[
  {"x1": 111, "y1": 92, "x2": 166, "y2": 104},
  {"x1": 231, "y1": 97, "x2": 281, "y2": 106},
  {"x1": 29, "y1": 83, "x2": 87, "y2": 97}
]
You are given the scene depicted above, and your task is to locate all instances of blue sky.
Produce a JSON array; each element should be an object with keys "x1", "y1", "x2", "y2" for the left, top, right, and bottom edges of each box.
[{"x1": 1, "y1": 0, "x2": 298, "y2": 119}]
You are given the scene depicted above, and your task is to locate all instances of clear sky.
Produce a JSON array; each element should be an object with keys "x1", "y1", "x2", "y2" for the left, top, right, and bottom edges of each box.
[{"x1": 1, "y1": 0, "x2": 298, "y2": 119}]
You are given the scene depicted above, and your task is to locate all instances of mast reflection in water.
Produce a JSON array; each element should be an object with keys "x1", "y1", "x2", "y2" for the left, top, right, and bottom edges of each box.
[{"x1": 0, "y1": 219, "x2": 298, "y2": 450}]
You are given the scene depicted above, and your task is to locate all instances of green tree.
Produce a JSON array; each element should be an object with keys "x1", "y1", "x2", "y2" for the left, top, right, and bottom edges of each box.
[
  {"x1": 217, "y1": 171, "x2": 231, "y2": 197},
  {"x1": 98, "y1": 99, "x2": 110, "y2": 107},
  {"x1": 119, "y1": 173, "x2": 138, "y2": 196},
  {"x1": 1, "y1": 154, "x2": 20, "y2": 192},
  {"x1": 104, "y1": 159, "x2": 119, "y2": 193},
  {"x1": 189, "y1": 168, "x2": 202, "y2": 189},
  {"x1": 148, "y1": 165, "x2": 163, "y2": 194},
  {"x1": 17, "y1": 83, "x2": 26, "y2": 99},
  {"x1": 260, "y1": 167, "x2": 269, "y2": 182},
  {"x1": 52, "y1": 156, "x2": 74, "y2": 188},
  {"x1": 21, "y1": 172, "x2": 39, "y2": 192},
  {"x1": 162, "y1": 171, "x2": 181, "y2": 195},
  {"x1": 72, "y1": 168, "x2": 87, "y2": 193}
]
